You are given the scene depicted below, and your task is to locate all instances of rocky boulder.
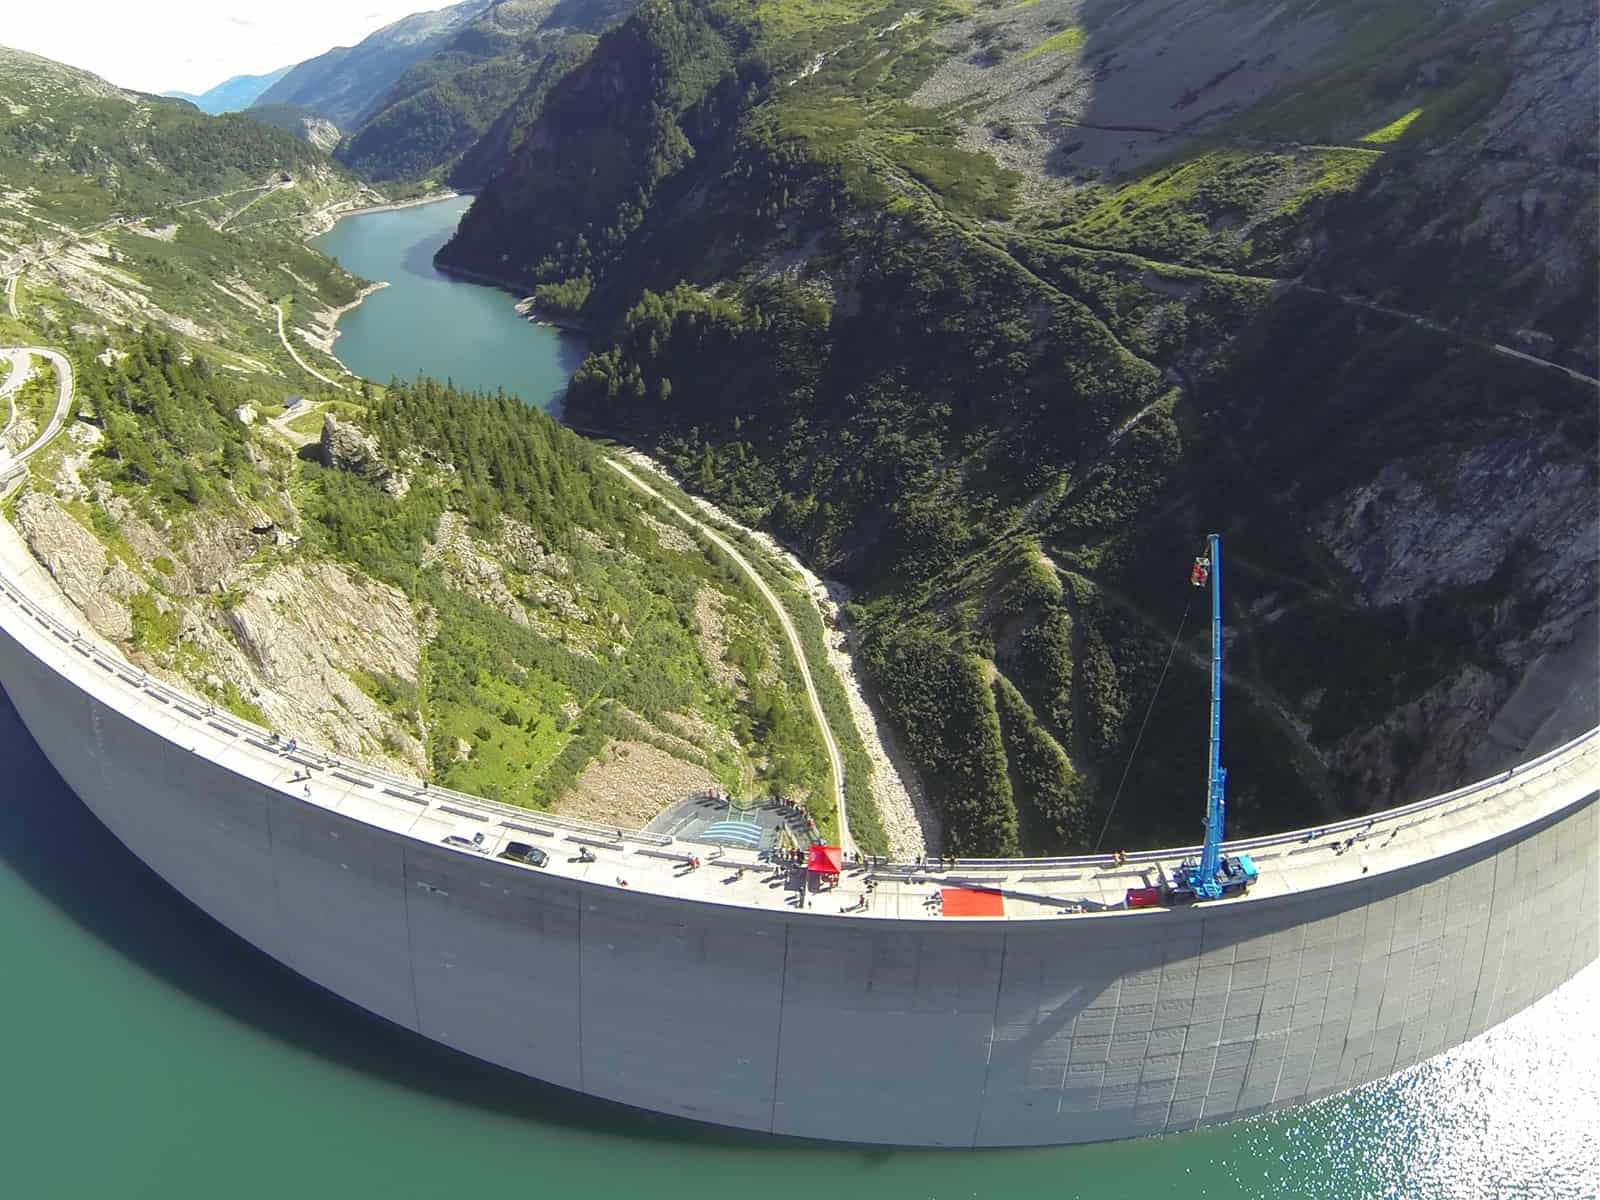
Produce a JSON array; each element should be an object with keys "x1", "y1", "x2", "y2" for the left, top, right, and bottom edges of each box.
[
  {"x1": 319, "y1": 413, "x2": 410, "y2": 496},
  {"x1": 318, "y1": 413, "x2": 387, "y2": 479}
]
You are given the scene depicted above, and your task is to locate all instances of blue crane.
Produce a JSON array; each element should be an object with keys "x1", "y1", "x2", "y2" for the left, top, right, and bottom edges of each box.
[
  {"x1": 1129, "y1": 534, "x2": 1258, "y2": 908},
  {"x1": 1173, "y1": 533, "x2": 1257, "y2": 901}
]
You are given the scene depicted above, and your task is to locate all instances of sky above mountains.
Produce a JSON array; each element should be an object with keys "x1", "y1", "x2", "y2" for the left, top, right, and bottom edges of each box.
[{"x1": 6, "y1": 0, "x2": 433, "y2": 94}]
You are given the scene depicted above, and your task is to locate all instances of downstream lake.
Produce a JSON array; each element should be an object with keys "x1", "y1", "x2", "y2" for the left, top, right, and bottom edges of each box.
[
  {"x1": 0, "y1": 197, "x2": 1595, "y2": 1199},
  {"x1": 311, "y1": 194, "x2": 586, "y2": 412}
]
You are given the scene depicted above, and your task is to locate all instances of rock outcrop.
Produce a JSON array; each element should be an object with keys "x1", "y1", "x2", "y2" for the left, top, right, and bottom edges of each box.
[
  {"x1": 211, "y1": 560, "x2": 426, "y2": 773},
  {"x1": 319, "y1": 413, "x2": 410, "y2": 497},
  {"x1": 11, "y1": 493, "x2": 138, "y2": 641},
  {"x1": 423, "y1": 511, "x2": 583, "y2": 628},
  {"x1": 1314, "y1": 430, "x2": 1598, "y2": 802},
  {"x1": 318, "y1": 413, "x2": 386, "y2": 478}
]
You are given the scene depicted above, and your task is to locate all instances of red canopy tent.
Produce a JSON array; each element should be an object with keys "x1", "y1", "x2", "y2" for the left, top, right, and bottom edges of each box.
[{"x1": 806, "y1": 844, "x2": 844, "y2": 875}]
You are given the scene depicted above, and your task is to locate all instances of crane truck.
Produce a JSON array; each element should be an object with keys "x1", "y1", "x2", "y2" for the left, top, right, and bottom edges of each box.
[{"x1": 1127, "y1": 533, "x2": 1258, "y2": 908}]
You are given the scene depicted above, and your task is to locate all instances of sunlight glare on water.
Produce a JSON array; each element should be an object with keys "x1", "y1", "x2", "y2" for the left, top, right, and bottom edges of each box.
[{"x1": 1213, "y1": 962, "x2": 1600, "y2": 1200}]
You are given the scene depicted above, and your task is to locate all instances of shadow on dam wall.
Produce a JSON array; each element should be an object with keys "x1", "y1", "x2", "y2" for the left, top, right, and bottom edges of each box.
[{"x1": 0, "y1": 684, "x2": 777, "y2": 1153}]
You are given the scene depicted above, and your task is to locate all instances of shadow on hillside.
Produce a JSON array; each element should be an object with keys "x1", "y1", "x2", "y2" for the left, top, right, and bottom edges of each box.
[
  {"x1": 1035, "y1": 0, "x2": 1351, "y2": 180},
  {"x1": 0, "y1": 685, "x2": 778, "y2": 1153}
]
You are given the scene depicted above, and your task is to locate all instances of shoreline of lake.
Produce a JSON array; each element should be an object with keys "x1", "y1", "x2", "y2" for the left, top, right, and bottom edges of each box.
[
  {"x1": 306, "y1": 191, "x2": 464, "y2": 372},
  {"x1": 308, "y1": 197, "x2": 583, "y2": 412},
  {"x1": 307, "y1": 188, "x2": 464, "y2": 238},
  {"x1": 432, "y1": 259, "x2": 590, "y2": 335}
]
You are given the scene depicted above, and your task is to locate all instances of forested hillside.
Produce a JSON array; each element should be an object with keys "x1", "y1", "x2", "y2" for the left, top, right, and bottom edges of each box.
[
  {"x1": 1, "y1": 43, "x2": 856, "y2": 841},
  {"x1": 0, "y1": 47, "x2": 326, "y2": 215},
  {"x1": 9, "y1": 322, "x2": 842, "y2": 827},
  {"x1": 336, "y1": 0, "x2": 638, "y2": 183},
  {"x1": 439, "y1": 0, "x2": 1598, "y2": 855}
]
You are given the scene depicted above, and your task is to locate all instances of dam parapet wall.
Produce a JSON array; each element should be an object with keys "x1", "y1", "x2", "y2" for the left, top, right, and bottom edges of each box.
[{"x1": 0, "y1": 536, "x2": 1595, "y2": 1146}]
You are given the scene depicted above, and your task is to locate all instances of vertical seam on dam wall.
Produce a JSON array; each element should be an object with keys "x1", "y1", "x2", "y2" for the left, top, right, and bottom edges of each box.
[
  {"x1": 1198, "y1": 913, "x2": 1226, "y2": 1119},
  {"x1": 1465, "y1": 855, "x2": 1496, "y2": 1034},
  {"x1": 972, "y1": 934, "x2": 1012, "y2": 1148},
  {"x1": 1482, "y1": 842, "x2": 1511, "y2": 1026},
  {"x1": 576, "y1": 891, "x2": 586, "y2": 1095},
  {"x1": 266, "y1": 797, "x2": 285, "y2": 965},
  {"x1": 1149, "y1": 935, "x2": 1176, "y2": 1129},
  {"x1": 89, "y1": 700, "x2": 106, "y2": 791},
  {"x1": 768, "y1": 923, "x2": 791, "y2": 1135},
  {"x1": 1268, "y1": 962, "x2": 1291, "y2": 1108},
  {"x1": 401, "y1": 852, "x2": 424, "y2": 1033}
]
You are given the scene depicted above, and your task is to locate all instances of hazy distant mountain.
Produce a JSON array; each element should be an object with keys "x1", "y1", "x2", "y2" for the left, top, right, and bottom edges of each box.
[
  {"x1": 163, "y1": 65, "x2": 292, "y2": 114},
  {"x1": 251, "y1": 0, "x2": 495, "y2": 128}
]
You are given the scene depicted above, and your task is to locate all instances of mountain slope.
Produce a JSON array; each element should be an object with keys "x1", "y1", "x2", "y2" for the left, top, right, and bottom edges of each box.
[
  {"x1": 438, "y1": 0, "x2": 1598, "y2": 855},
  {"x1": 0, "y1": 45, "x2": 351, "y2": 221},
  {"x1": 449, "y1": 31, "x2": 601, "y2": 187},
  {"x1": 336, "y1": 0, "x2": 639, "y2": 182},
  {"x1": 164, "y1": 66, "x2": 293, "y2": 114},
  {"x1": 252, "y1": 0, "x2": 495, "y2": 128},
  {"x1": 244, "y1": 104, "x2": 342, "y2": 152},
  {"x1": 0, "y1": 44, "x2": 378, "y2": 375},
  {"x1": 0, "y1": 46, "x2": 847, "y2": 837}
]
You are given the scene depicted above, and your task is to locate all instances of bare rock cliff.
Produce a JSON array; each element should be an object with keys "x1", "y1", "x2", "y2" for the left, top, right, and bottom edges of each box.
[{"x1": 12, "y1": 492, "x2": 138, "y2": 641}]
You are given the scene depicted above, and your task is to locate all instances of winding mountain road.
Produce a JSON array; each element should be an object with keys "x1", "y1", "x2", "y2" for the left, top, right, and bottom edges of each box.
[
  {"x1": 604, "y1": 458, "x2": 855, "y2": 854},
  {"x1": 274, "y1": 303, "x2": 345, "y2": 389},
  {"x1": 219, "y1": 180, "x2": 293, "y2": 232},
  {"x1": 0, "y1": 346, "x2": 74, "y2": 498},
  {"x1": 0, "y1": 349, "x2": 31, "y2": 442}
]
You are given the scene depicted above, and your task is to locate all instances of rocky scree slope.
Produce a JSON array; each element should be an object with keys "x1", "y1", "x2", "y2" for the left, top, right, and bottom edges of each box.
[{"x1": 437, "y1": 0, "x2": 1597, "y2": 856}]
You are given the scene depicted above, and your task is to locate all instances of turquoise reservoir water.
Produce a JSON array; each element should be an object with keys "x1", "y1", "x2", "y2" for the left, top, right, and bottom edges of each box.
[
  {"x1": 311, "y1": 195, "x2": 585, "y2": 412},
  {"x1": 1, "y1": 198, "x2": 1595, "y2": 1199}
]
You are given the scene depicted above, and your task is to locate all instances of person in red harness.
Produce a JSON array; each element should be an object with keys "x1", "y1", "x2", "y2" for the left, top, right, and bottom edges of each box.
[{"x1": 1191, "y1": 555, "x2": 1210, "y2": 588}]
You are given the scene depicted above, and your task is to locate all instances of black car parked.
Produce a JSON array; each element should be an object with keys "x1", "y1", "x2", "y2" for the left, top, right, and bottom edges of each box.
[{"x1": 500, "y1": 841, "x2": 549, "y2": 867}]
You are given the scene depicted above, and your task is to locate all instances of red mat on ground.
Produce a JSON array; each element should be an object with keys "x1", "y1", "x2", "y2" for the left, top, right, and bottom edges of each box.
[{"x1": 941, "y1": 887, "x2": 1005, "y2": 917}]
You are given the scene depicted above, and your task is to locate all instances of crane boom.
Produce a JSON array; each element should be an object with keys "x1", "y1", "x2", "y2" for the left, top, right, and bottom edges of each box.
[
  {"x1": 1151, "y1": 532, "x2": 1257, "y2": 907},
  {"x1": 1200, "y1": 532, "x2": 1227, "y2": 887}
]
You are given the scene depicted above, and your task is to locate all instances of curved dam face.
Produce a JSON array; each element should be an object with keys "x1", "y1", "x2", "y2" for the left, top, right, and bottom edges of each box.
[{"x1": 1, "y1": 566, "x2": 1595, "y2": 1148}]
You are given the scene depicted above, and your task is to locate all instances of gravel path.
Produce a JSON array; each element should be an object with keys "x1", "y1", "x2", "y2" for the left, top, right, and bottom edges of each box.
[
  {"x1": 274, "y1": 302, "x2": 345, "y2": 389},
  {"x1": 814, "y1": 580, "x2": 940, "y2": 859},
  {"x1": 605, "y1": 456, "x2": 857, "y2": 853},
  {"x1": 611, "y1": 449, "x2": 936, "y2": 857}
]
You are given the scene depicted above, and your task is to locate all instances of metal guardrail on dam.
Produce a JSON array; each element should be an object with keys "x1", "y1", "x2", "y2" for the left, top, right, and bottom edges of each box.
[
  {"x1": 3, "y1": 529, "x2": 1597, "y2": 1148},
  {"x1": 1, "y1": 556, "x2": 1594, "y2": 912},
  {"x1": 0, "y1": 571, "x2": 678, "y2": 849}
]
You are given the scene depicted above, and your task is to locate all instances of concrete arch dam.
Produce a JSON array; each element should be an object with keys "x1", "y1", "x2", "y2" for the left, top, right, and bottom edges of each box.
[{"x1": 0, "y1": 541, "x2": 1594, "y2": 1147}]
